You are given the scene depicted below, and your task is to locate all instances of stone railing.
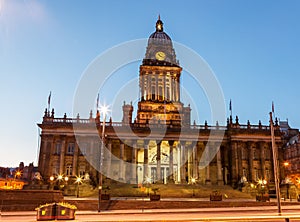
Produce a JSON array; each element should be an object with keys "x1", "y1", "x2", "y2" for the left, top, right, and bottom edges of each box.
[{"x1": 42, "y1": 117, "x2": 275, "y2": 131}]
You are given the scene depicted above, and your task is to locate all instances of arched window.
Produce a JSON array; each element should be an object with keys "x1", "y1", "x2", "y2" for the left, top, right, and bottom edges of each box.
[{"x1": 66, "y1": 164, "x2": 72, "y2": 176}]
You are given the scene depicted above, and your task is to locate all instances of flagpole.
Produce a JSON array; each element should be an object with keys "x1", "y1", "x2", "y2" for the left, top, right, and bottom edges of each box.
[
  {"x1": 229, "y1": 99, "x2": 232, "y2": 118},
  {"x1": 270, "y1": 111, "x2": 282, "y2": 214}
]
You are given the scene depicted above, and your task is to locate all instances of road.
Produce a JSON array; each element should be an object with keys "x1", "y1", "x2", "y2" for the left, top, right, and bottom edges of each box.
[{"x1": 1, "y1": 206, "x2": 300, "y2": 222}]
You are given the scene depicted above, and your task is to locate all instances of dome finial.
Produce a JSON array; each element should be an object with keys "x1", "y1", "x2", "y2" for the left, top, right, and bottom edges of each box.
[{"x1": 156, "y1": 15, "x2": 163, "y2": 32}]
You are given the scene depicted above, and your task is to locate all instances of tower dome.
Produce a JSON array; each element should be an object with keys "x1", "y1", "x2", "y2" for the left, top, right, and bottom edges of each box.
[
  {"x1": 148, "y1": 16, "x2": 172, "y2": 42},
  {"x1": 143, "y1": 16, "x2": 178, "y2": 66}
]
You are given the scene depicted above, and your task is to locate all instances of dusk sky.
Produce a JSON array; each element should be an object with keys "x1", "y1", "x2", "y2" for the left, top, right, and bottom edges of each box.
[{"x1": 0, "y1": 0, "x2": 300, "y2": 167}]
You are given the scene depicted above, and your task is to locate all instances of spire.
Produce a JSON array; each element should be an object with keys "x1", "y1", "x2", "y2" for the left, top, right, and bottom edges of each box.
[{"x1": 156, "y1": 15, "x2": 163, "y2": 32}]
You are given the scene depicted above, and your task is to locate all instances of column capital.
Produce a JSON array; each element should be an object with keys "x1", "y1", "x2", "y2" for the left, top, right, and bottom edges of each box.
[
  {"x1": 168, "y1": 140, "x2": 175, "y2": 146},
  {"x1": 143, "y1": 140, "x2": 150, "y2": 146}
]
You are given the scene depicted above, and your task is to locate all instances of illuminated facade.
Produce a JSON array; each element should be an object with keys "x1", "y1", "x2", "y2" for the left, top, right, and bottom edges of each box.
[{"x1": 38, "y1": 18, "x2": 293, "y2": 188}]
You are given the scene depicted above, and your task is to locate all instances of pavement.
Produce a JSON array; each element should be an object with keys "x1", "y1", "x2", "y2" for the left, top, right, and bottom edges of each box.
[{"x1": 1, "y1": 199, "x2": 300, "y2": 217}]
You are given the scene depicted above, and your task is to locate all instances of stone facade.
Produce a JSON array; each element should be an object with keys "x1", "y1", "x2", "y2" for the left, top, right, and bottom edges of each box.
[{"x1": 38, "y1": 18, "x2": 294, "y2": 189}]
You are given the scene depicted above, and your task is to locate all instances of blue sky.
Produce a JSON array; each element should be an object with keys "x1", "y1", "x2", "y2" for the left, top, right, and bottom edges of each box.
[{"x1": 0, "y1": 0, "x2": 300, "y2": 167}]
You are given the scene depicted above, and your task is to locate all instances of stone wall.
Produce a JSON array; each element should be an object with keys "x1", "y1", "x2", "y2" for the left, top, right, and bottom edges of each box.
[{"x1": 0, "y1": 190, "x2": 63, "y2": 211}]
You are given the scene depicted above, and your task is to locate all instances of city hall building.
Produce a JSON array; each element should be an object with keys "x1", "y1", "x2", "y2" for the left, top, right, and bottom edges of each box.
[{"x1": 38, "y1": 18, "x2": 296, "y2": 188}]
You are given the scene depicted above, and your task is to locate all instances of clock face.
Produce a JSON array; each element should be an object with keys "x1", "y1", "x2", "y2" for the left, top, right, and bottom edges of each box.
[{"x1": 155, "y1": 51, "x2": 166, "y2": 61}]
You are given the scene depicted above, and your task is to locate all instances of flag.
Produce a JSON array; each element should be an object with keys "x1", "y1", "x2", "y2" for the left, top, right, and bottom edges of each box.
[
  {"x1": 272, "y1": 101, "x2": 274, "y2": 114},
  {"x1": 48, "y1": 91, "x2": 51, "y2": 108},
  {"x1": 229, "y1": 99, "x2": 232, "y2": 111},
  {"x1": 96, "y1": 93, "x2": 99, "y2": 109}
]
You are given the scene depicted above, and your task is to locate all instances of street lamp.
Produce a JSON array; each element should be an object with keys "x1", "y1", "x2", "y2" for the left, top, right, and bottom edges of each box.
[
  {"x1": 283, "y1": 162, "x2": 290, "y2": 200},
  {"x1": 15, "y1": 170, "x2": 21, "y2": 179},
  {"x1": 49, "y1": 176, "x2": 54, "y2": 190},
  {"x1": 98, "y1": 104, "x2": 109, "y2": 212},
  {"x1": 145, "y1": 176, "x2": 152, "y2": 196},
  {"x1": 284, "y1": 162, "x2": 289, "y2": 168},
  {"x1": 57, "y1": 174, "x2": 68, "y2": 190},
  {"x1": 75, "y1": 176, "x2": 82, "y2": 198},
  {"x1": 191, "y1": 177, "x2": 196, "y2": 197},
  {"x1": 257, "y1": 179, "x2": 267, "y2": 201}
]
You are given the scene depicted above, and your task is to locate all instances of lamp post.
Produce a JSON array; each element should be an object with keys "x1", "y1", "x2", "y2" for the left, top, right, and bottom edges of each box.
[
  {"x1": 49, "y1": 176, "x2": 54, "y2": 190},
  {"x1": 145, "y1": 176, "x2": 152, "y2": 197},
  {"x1": 270, "y1": 112, "x2": 282, "y2": 214},
  {"x1": 75, "y1": 176, "x2": 82, "y2": 198},
  {"x1": 284, "y1": 162, "x2": 290, "y2": 200},
  {"x1": 56, "y1": 174, "x2": 68, "y2": 190},
  {"x1": 98, "y1": 105, "x2": 108, "y2": 212},
  {"x1": 258, "y1": 179, "x2": 267, "y2": 200},
  {"x1": 57, "y1": 174, "x2": 63, "y2": 189}
]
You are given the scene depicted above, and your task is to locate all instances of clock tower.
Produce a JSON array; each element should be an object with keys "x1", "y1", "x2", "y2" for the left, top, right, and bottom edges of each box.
[{"x1": 136, "y1": 16, "x2": 191, "y2": 126}]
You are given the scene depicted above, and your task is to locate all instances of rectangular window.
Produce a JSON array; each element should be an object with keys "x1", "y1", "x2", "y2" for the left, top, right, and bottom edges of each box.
[
  {"x1": 265, "y1": 149, "x2": 270, "y2": 160},
  {"x1": 242, "y1": 168, "x2": 247, "y2": 177},
  {"x1": 266, "y1": 169, "x2": 270, "y2": 180},
  {"x1": 79, "y1": 165, "x2": 85, "y2": 176},
  {"x1": 253, "y1": 149, "x2": 257, "y2": 160},
  {"x1": 55, "y1": 143, "x2": 61, "y2": 155},
  {"x1": 79, "y1": 143, "x2": 87, "y2": 156},
  {"x1": 52, "y1": 163, "x2": 59, "y2": 175},
  {"x1": 254, "y1": 169, "x2": 259, "y2": 181},
  {"x1": 67, "y1": 143, "x2": 75, "y2": 154}
]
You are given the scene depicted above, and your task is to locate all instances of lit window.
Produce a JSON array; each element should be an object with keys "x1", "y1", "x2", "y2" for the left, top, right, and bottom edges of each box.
[{"x1": 66, "y1": 164, "x2": 72, "y2": 176}]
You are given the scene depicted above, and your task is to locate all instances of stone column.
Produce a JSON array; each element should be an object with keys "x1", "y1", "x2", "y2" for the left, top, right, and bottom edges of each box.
[
  {"x1": 40, "y1": 138, "x2": 48, "y2": 177},
  {"x1": 170, "y1": 77, "x2": 173, "y2": 101},
  {"x1": 177, "y1": 144, "x2": 181, "y2": 183},
  {"x1": 141, "y1": 75, "x2": 145, "y2": 100},
  {"x1": 205, "y1": 143, "x2": 211, "y2": 185},
  {"x1": 143, "y1": 140, "x2": 149, "y2": 181},
  {"x1": 237, "y1": 142, "x2": 243, "y2": 181},
  {"x1": 59, "y1": 138, "x2": 66, "y2": 175},
  {"x1": 175, "y1": 78, "x2": 180, "y2": 102},
  {"x1": 192, "y1": 142, "x2": 198, "y2": 179},
  {"x1": 88, "y1": 140, "x2": 94, "y2": 172},
  {"x1": 48, "y1": 137, "x2": 56, "y2": 176},
  {"x1": 106, "y1": 140, "x2": 112, "y2": 179},
  {"x1": 259, "y1": 142, "x2": 266, "y2": 179},
  {"x1": 72, "y1": 142, "x2": 79, "y2": 176},
  {"x1": 156, "y1": 141, "x2": 162, "y2": 183},
  {"x1": 173, "y1": 78, "x2": 176, "y2": 102},
  {"x1": 187, "y1": 145, "x2": 192, "y2": 182},
  {"x1": 155, "y1": 74, "x2": 158, "y2": 100},
  {"x1": 162, "y1": 76, "x2": 165, "y2": 101},
  {"x1": 168, "y1": 140, "x2": 174, "y2": 183},
  {"x1": 231, "y1": 141, "x2": 238, "y2": 186},
  {"x1": 248, "y1": 142, "x2": 253, "y2": 182},
  {"x1": 180, "y1": 141, "x2": 187, "y2": 183},
  {"x1": 147, "y1": 74, "x2": 151, "y2": 100},
  {"x1": 119, "y1": 142, "x2": 125, "y2": 181},
  {"x1": 131, "y1": 141, "x2": 137, "y2": 184},
  {"x1": 217, "y1": 148, "x2": 223, "y2": 185},
  {"x1": 177, "y1": 77, "x2": 180, "y2": 102}
]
